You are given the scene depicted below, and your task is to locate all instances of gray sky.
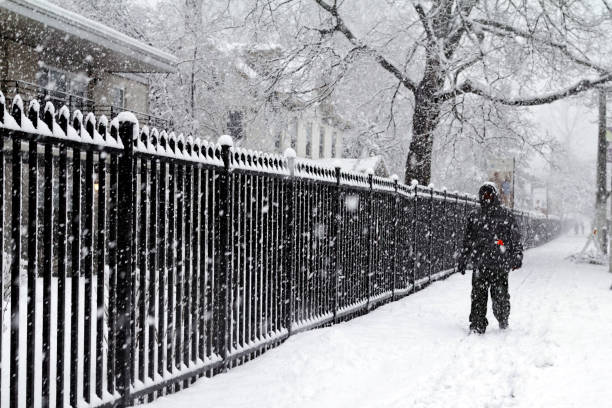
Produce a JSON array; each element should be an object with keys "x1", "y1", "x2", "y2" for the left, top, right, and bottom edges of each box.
[{"x1": 531, "y1": 96, "x2": 598, "y2": 172}]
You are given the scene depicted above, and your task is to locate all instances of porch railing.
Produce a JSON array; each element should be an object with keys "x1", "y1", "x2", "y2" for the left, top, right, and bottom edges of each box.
[{"x1": 0, "y1": 79, "x2": 170, "y2": 129}]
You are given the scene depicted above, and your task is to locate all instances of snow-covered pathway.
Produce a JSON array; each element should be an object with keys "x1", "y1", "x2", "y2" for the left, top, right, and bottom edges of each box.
[{"x1": 144, "y1": 235, "x2": 612, "y2": 408}]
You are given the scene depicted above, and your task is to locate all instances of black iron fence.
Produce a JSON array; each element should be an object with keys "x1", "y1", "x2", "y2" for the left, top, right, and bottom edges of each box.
[{"x1": 0, "y1": 92, "x2": 561, "y2": 408}]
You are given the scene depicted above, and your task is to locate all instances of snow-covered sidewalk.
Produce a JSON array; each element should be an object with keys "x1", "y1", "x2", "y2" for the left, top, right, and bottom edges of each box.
[{"x1": 144, "y1": 235, "x2": 612, "y2": 408}]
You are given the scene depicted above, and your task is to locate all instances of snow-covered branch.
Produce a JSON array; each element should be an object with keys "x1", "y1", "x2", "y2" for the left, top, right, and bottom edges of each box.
[
  {"x1": 312, "y1": 0, "x2": 418, "y2": 93},
  {"x1": 442, "y1": 74, "x2": 612, "y2": 106}
]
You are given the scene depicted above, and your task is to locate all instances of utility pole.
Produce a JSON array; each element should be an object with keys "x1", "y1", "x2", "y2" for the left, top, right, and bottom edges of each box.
[{"x1": 596, "y1": 88, "x2": 608, "y2": 254}]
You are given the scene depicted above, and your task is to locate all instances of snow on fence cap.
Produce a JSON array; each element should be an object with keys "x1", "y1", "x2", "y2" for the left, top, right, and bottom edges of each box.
[
  {"x1": 98, "y1": 115, "x2": 108, "y2": 128},
  {"x1": 58, "y1": 105, "x2": 70, "y2": 120},
  {"x1": 85, "y1": 112, "x2": 96, "y2": 126},
  {"x1": 44, "y1": 101, "x2": 55, "y2": 116},
  {"x1": 117, "y1": 111, "x2": 139, "y2": 124},
  {"x1": 428, "y1": 183, "x2": 435, "y2": 189},
  {"x1": 0, "y1": 91, "x2": 5, "y2": 105},
  {"x1": 12, "y1": 94, "x2": 24, "y2": 112},
  {"x1": 29, "y1": 99, "x2": 40, "y2": 113},
  {"x1": 284, "y1": 147, "x2": 296, "y2": 159},
  {"x1": 365, "y1": 167, "x2": 374, "y2": 175},
  {"x1": 391, "y1": 174, "x2": 398, "y2": 181},
  {"x1": 72, "y1": 109, "x2": 83, "y2": 124},
  {"x1": 410, "y1": 179, "x2": 418, "y2": 187},
  {"x1": 218, "y1": 134, "x2": 233, "y2": 147}
]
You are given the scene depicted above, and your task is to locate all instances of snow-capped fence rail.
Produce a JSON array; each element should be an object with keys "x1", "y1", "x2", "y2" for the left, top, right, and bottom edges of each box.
[{"x1": 0, "y1": 92, "x2": 561, "y2": 408}]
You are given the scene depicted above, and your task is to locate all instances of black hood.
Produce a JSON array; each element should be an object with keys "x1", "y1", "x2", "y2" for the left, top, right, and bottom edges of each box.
[{"x1": 478, "y1": 182, "x2": 500, "y2": 209}]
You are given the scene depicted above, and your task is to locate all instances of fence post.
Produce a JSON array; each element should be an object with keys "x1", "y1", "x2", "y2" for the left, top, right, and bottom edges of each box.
[
  {"x1": 283, "y1": 148, "x2": 296, "y2": 335},
  {"x1": 9, "y1": 99, "x2": 22, "y2": 408},
  {"x1": 0, "y1": 91, "x2": 4, "y2": 123},
  {"x1": 216, "y1": 135, "x2": 233, "y2": 371},
  {"x1": 411, "y1": 180, "x2": 418, "y2": 291},
  {"x1": 428, "y1": 185, "x2": 434, "y2": 283},
  {"x1": 366, "y1": 171, "x2": 373, "y2": 309},
  {"x1": 333, "y1": 167, "x2": 342, "y2": 321},
  {"x1": 391, "y1": 175, "x2": 399, "y2": 300},
  {"x1": 452, "y1": 190, "x2": 461, "y2": 272},
  {"x1": 442, "y1": 188, "x2": 447, "y2": 272},
  {"x1": 116, "y1": 115, "x2": 137, "y2": 406}
]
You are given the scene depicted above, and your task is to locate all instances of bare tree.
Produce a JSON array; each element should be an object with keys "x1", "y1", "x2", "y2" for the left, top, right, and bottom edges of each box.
[{"x1": 245, "y1": 0, "x2": 612, "y2": 184}]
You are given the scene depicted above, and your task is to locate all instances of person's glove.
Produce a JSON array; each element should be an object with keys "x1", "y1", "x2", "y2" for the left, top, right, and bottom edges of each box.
[{"x1": 510, "y1": 255, "x2": 522, "y2": 270}]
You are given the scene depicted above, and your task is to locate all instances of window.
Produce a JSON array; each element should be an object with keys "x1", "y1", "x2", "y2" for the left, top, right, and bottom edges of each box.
[
  {"x1": 305, "y1": 122, "x2": 312, "y2": 157},
  {"x1": 228, "y1": 110, "x2": 244, "y2": 140},
  {"x1": 109, "y1": 86, "x2": 125, "y2": 108},
  {"x1": 319, "y1": 126, "x2": 325, "y2": 158},
  {"x1": 331, "y1": 131, "x2": 337, "y2": 158},
  {"x1": 37, "y1": 66, "x2": 88, "y2": 97},
  {"x1": 38, "y1": 68, "x2": 67, "y2": 93},
  {"x1": 290, "y1": 119, "x2": 298, "y2": 149},
  {"x1": 275, "y1": 129, "x2": 282, "y2": 150}
]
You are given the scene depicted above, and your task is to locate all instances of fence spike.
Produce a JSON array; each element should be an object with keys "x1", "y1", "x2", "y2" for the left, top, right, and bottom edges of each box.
[
  {"x1": 168, "y1": 131, "x2": 177, "y2": 155},
  {"x1": 0, "y1": 90, "x2": 4, "y2": 123},
  {"x1": 85, "y1": 112, "x2": 96, "y2": 138},
  {"x1": 11, "y1": 94, "x2": 23, "y2": 127},
  {"x1": 185, "y1": 134, "x2": 194, "y2": 158},
  {"x1": 159, "y1": 130, "x2": 168, "y2": 154},
  {"x1": 193, "y1": 136, "x2": 201, "y2": 159},
  {"x1": 150, "y1": 128, "x2": 159, "y2": 152},
  {"x1": 109, "y1": 117, "x2": 119, "y2": 144},
  {"x1": 98, "y1": 114, "x2": 108, "y2": 141},
  {"x1": 177, "y1": 133, "x2": 185, "y2": 156},
  {"x1": 28, "y1": 99, "x2": 39, "y2": 129}
]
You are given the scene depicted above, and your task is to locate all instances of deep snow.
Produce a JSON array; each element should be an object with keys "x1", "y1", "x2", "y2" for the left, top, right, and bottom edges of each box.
[{"x1": 143, "y1": 235, "x2": 612, "y2": 408}]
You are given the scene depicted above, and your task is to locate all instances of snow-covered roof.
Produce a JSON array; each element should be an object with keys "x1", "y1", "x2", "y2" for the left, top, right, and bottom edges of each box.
[
  {"x1": 0, "y1": 0, "x2": 177, "y2": 73},
  {"x1": 315, "y1": 156, "x2": 389, "y2": 177}
]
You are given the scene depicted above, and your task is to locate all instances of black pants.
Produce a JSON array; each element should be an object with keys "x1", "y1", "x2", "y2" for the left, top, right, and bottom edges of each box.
[{"x1": 469, "y1": 268, "x2": 510, "y2": 332}]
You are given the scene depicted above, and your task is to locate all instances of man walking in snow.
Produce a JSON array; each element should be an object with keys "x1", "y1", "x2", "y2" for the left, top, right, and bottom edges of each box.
[{"x1": 457, "y1": 182, "x2": 523, "y2": 334}]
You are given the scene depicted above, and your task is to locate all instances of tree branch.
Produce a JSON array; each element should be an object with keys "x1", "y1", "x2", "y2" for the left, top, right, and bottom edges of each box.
[
  {"x1": 443, "y1": 74, "x2": 612, "y2": 106},
  {"x1": 472, "y1": 18, "x2": 608, "y2": 74},
  {"x1": 312, "y1": 0, "x2": 418, "y2": 93}
]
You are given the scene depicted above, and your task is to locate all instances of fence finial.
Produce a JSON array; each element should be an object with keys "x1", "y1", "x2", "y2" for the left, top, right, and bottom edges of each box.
[
  {"x1": 218, "y1": 134, "x2": 233, "y2": 147},
  {"x1": 218, "y1": 135, "x2": 233, "y2": 169},
  {"x1": 28, "y1": 99, "x2": 39, "y2": 129},
  {"x1": 283, "y1": 147, "x2": 296, "y2": 159}
]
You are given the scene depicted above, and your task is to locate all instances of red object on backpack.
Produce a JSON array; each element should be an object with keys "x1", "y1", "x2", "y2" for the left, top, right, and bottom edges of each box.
[{"x1": 497, "y1": 239, "x2": 504, "y2": 246}]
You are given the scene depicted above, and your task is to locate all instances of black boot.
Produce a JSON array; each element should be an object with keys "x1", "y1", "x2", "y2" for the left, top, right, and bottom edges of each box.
[{"x1": 469, "y1": 324, "x2": 486, "y2": 334}]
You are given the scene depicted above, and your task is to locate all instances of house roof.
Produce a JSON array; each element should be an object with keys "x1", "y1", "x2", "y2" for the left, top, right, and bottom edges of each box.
[
  {"x1": 316, "y1": 156, "x2": 390, "y2": 177},
  {"x1": 0, "y1": 0, "x2": 177, "y2": 73}
]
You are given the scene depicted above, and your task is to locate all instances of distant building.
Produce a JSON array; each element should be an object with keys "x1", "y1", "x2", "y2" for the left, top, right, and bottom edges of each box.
[
  {"x1": 279, "y1": 106, "x2": 348, "y2": 160},
  {"x1": 0, "y1": 0, "x2": 176, "y2": 126},
  {"x1": 225, "y1": 42, "x2": 348, "y2": 159}
]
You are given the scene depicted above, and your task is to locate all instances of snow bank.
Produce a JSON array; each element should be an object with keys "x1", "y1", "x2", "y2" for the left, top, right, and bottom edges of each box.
[{"x1": 141, "y1": 236, "x2": 612, "y2": 408}]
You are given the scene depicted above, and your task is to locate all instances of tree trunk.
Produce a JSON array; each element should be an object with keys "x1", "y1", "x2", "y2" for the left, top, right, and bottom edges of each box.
[{"x1": 404, "y1": 91, "x2": 441, "y2": 185}]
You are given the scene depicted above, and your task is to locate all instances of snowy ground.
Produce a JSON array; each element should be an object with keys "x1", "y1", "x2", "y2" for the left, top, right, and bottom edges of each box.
[{"x1": 144, "y1": 235, "x2": 612, "y2": 408}]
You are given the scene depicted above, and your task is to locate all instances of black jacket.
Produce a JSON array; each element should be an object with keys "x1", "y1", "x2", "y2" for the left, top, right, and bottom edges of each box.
[{"x1": 458, "y1": 184, "x2": 523, "y2": 272}]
